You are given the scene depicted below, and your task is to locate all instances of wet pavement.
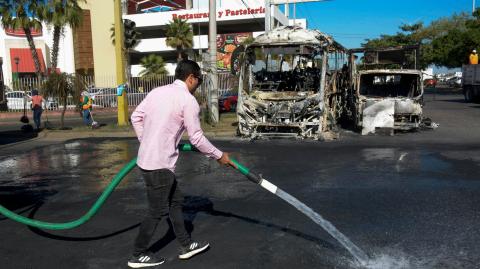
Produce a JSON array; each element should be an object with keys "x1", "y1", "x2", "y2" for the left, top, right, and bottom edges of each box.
[{"x1": 1, "y1": 93, "x2": 480, "y2": 269}]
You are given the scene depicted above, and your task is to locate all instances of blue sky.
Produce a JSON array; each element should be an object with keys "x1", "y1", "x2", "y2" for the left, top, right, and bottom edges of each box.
[{"x1": 284, "y1": 0, "x2": 476, "y2": 49}]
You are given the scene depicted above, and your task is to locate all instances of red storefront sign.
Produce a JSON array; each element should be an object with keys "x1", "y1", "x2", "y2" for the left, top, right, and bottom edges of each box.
[{"x1": 172, "y1": 7, "x2": 265, "y2": 20}]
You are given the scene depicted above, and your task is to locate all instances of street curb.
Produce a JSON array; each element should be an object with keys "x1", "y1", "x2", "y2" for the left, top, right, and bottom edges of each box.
[{"x1": 0, "y1": 129, "x2": 237, "y2": 152}]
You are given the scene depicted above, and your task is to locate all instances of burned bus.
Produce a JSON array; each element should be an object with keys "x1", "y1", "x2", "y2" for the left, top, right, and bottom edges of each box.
[
  {"x1": 348, "y1": 46, "x2": 424, "y2": 135},
  {"x1": 233, "y1": 26, "x2": 350, "y2": 139}
]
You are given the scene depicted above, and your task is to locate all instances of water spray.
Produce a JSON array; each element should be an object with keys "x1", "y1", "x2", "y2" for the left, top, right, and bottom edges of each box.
[
  {"x1": 229, "y1": 158, "x2": 369, "y2": 265},
  {"x1": 0, "y1": 143, "x2": 369, "y2": 265}
]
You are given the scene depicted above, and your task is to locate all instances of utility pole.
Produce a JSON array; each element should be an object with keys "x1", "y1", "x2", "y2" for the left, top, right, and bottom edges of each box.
[
  {"x1": 114, "y1": 0, "x2": 129, "y2": 126},
  {"x1": 208, "y1": 0, "x2": 219, "y2": 124},
  {"x1": 474, "y1": 0, "x2": 476, "y2": 14}
]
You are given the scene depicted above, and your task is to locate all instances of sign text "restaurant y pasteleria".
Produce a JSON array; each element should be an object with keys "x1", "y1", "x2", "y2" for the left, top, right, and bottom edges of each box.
[{"x1": 172, "y1": 7, "x2": 266, "y2": 20}]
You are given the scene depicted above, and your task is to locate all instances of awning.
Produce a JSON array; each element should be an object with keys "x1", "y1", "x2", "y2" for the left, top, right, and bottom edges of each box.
[
  {"x1": 9, "y1": 48, "x2": 46, "y2": 73},
  {"x1": 127, "y1": 0, "x2": 185, "y2": 13}
]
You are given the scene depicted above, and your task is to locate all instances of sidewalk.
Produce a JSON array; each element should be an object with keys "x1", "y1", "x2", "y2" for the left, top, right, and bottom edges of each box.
[
  {"x1": 47, "y1": 112, "x2": 238, "y2": 138},
  {"x1": 0, "y1": 112, "x2": 238, "y2": 151}
]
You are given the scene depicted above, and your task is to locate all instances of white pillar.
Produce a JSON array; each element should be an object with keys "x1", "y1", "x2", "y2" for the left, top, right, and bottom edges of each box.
[
  {"x1": 208, "y1": 0, "x2": 219, "y2": 124},
  {"x1": 265, "y1": 0, "x2": 271, "y2": 32}
]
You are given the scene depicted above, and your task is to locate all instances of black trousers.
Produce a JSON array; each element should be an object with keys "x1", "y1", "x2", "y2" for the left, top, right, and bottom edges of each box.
[{"x1": 133, "y1": 168, "x2": 191, "y2": 256}]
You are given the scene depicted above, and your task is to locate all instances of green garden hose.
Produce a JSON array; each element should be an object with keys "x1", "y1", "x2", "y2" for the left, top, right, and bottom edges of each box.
[
  {"x1": 0, "y1": 144, "x2": 260, "y2": 230},
  {"x1": 0, "y1": 143, "x2": 369, "y2": 264},
  {"x1": 0, "y1": 158, "x2": 137, "y2": 230},
  {"x1": 0, "y1": 144, "x2": 189, "y2": 230}
]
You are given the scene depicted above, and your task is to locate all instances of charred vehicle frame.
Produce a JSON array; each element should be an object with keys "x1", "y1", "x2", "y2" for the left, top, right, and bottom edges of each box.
[
  {"x1": 233, "y1": 26, "x2": 350, "y2": 139},
  {"x1": 347, "y1": 46, "x2": 424, "y2": 135}
]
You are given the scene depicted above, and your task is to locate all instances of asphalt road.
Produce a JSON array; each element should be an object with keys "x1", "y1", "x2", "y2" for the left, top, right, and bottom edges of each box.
[{"x1": 0, "y1": 92, "x2": 479, "y2": 269}]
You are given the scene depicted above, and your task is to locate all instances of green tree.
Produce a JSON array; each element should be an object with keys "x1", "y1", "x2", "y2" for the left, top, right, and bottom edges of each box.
[
  {"x1": 42, "y1": 72, "x2": 84, "y2": 129},
  {"x1": 241, "y1": 36, "x2": 255, "y2": 46},
  {"x1": 362, "y1": 11, "x2": 475, "y2": 68},
  {"x1": 41, "y1": 0, "x2": 85, "y2": 70},
  {"x1": 428, "y1": 10, "x2": 480, "y2": 67},
  {"x1": 139, "y1": 54, "x2": 167, "y2": 80},
  {"x1": 0, "y1": 0, "x2": 44, "y2": 78},
  {"x1": 165, "y1": 18, "x2": 193, "y2": 62},
  {"x1": 362, "y1": 23, "x2": 423, "y2": 50}
]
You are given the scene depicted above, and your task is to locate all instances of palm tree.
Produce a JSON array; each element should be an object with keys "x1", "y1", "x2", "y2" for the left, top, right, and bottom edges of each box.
[
  {"x1": 41, "y1": 0, "x2": 85, "y2": 70},
  {"x1": 165, "y1": 18, "x2": 193, "y2": 62},
  {"x1": 42, "y1": 72, "x2": 84, "y2": 129},
  {"x1": 139, "y1": 54, "x2": 167, "y2": 80},
  {"x1": 0, "y1": 0, "x2": 44, "y2": 78},
  {"x1": 110, "y1": 22, "x2": 141, "y2": 78}
]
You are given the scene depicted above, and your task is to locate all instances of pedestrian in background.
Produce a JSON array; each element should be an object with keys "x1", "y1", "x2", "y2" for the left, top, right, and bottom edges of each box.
[
  {"x1": 79, "y1": 91, "x2": 92, "y2": 126},
  {"x1": 469, "y1": 49, "x2": 478, "y2": 64},
  {"x1": 128, "y1": 60, "x2": 234, "y2": 268},
  {"x1": 30, "y1": 89, "x2": 44, "y2": 131}
]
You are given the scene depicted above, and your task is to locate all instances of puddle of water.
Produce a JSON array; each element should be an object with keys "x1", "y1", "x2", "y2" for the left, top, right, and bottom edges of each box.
[
  {"x1": 0, "y1": 139, "x2": 139, "y2": 193},
  {"x1": 420, "y1": 154, "x2": 451, "y2": 173},
  {"x1": 360, "y1": 254, "x2": 411, "y2": 269}
]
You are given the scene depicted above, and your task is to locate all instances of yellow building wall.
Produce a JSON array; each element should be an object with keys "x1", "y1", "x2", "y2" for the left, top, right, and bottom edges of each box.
[{"x1": 80, "y1": 0, "x2": 117, "y2": 87}]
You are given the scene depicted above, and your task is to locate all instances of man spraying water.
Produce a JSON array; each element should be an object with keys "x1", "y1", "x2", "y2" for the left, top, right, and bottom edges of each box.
[{"x1": 128, "y1": 60, "x2": 234, "y2": 268}]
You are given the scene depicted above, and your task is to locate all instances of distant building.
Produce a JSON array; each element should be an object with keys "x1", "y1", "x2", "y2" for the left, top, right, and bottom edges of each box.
[{"x1": 0, "y1": 24, "x2": 75, "y2": 88}]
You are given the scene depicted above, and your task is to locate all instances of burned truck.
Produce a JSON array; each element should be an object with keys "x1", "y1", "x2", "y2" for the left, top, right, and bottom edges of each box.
[
  {"x1": 348, "y1": 46, "x2": 424, "y2": 135},
  {"x1": 233, "y1": 26, "x2": 350, "y2": 139}
]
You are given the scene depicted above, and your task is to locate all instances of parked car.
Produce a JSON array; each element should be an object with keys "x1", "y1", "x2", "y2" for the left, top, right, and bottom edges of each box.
[
  {"x1": 6, "y1": 91, "x2": 31, "y2": 110},
  {"x1": 219, "y1": 92, "x2": 237, "y2": 112},
  {"x1": 446, "y1": 77, "x2": 462, "y2": 88},
  {"x1": 89, "y1": 87, "x2": 142, "y2": 107},
  {"x1": 90, "y1": 88, "x2": 117, "y2": 107},
  {"x1": 44, "y1": 97, "x2": 59, "y2": 110},
  {"x1": 424, "y1": 78, "x2": 437, "y2": 88},
  {"x1": 6, "y1": 91, "x2": 59, "y2": 110}
]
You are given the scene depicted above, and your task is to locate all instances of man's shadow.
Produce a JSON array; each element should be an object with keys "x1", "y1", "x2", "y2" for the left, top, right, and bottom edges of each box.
[
  {"x1": 0, "y1": 129, "x2": 38, "y2": 145},
  {"x1": 25, "y1": 195, "x2": 340, "y2": 254},
  {"x1": 150, "y1": 196, "x2": 339, "y2": 253},
  {"x1": 0, "y1": 181, "x2": 57, "y2": 221}
]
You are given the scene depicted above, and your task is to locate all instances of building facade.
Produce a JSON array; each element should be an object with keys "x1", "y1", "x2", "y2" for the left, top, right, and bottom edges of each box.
[
  {"x1": 125, "y1": 0, "x2": 292, "y2": 75},
  {"x1": 0, "y1": 24, "x2": 75, "y2": 88}
]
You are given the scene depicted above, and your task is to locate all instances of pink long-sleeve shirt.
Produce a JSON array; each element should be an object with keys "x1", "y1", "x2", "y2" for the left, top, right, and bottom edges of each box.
[{"x1": 131, "y1": 80, "x2": 223, "y2": 172}]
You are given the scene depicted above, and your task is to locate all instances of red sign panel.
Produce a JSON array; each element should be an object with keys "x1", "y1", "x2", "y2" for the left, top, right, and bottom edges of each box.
[{"x1": 5, "y1": 27, "x2": 43, "y2": 37}]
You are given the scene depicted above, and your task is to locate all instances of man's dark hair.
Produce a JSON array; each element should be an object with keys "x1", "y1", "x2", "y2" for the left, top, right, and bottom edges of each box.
[{"x1": 175, "y1": 60, "x2": 201, "y2": 81}]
